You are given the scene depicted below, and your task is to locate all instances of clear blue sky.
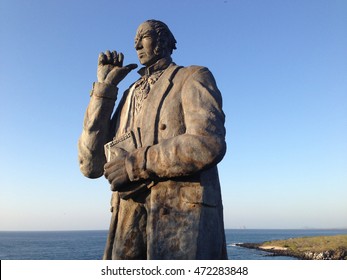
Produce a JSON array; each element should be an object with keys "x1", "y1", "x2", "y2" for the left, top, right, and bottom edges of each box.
[{"x1": 0, "y1": 0, "x2": 346, "y2": 230}]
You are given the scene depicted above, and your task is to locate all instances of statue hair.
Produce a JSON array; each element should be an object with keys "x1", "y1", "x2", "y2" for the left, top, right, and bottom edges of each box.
[{"x1": 144, "y1": 19, "x2": 177, "y2": 56}]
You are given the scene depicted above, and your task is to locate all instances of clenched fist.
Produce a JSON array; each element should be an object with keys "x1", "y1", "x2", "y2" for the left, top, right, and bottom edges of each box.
[
  {"x1": 104, "y1": 150, "x2": 130, "y2": 191},
  {"x1": 97, "y1": 50, "x2": 138, "y2": 86}
]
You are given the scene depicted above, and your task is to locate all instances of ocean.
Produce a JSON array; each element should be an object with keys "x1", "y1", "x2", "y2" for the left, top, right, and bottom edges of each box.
[{"x1": 0, "y1": 229, "x2": 346, "y2": 260}]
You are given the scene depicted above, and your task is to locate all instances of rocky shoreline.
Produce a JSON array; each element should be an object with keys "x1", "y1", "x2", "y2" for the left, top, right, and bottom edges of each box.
[{"x1": 236, "y1": 242, "x2": 347, "y2": 260}]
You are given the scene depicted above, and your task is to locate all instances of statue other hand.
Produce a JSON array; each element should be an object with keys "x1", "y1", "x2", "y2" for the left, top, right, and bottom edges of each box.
[
  {"x1": 104, "y1": 153, "x2": 130, "y2": 191},
  {"x1": 97, "y1": 50, "x2": 137, "y2": 86}
]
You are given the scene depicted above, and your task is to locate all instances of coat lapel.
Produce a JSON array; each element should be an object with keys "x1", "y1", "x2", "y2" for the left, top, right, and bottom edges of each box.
[{"x1": 139, "y1": 64, "x2": 181, "y2": 145}]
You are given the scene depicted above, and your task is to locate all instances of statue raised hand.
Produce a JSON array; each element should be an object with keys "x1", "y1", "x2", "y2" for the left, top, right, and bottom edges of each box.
[{"x1": 97, "y1": 50, "x2": 137, "y2": 86}]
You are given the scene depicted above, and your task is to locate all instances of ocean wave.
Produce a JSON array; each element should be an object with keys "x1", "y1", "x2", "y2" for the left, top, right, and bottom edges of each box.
[{"x1": 228, "y1": 243, "x2": 242, "y2": 247}]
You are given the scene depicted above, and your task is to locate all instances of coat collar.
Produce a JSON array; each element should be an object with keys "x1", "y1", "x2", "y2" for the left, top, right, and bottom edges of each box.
[{"x1": 138, "y1": 57, "x2": 173, "y2": 77}]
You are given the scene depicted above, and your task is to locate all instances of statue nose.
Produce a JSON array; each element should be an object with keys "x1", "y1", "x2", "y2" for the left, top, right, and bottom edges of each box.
[{"x1": 135, "y1": 40, "x2": 142, "y2": 50}]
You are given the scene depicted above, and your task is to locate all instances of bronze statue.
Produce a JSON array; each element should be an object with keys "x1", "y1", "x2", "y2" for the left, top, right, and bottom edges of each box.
[{"x1": 78, "y1": 20, "x2": 227, "y2": 259}]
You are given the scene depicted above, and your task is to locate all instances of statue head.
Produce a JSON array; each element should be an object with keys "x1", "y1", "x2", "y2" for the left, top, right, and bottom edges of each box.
[{"x1": 135, "y1": 20, "x2": 177, "y2": 66}]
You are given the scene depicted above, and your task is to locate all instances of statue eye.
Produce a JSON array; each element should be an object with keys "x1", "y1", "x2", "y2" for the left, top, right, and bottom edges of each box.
[{"x1": 134, "y1": 37, "x2": 141, "y2": 46}]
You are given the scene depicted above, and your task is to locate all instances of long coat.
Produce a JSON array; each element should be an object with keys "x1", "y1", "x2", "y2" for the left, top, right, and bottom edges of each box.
[{"x1": 78, "y1": 62, "x2": 227, "y2": 259}]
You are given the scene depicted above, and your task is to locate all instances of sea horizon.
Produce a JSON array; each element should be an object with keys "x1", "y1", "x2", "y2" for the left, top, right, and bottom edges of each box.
[
  {"x1": 1, "y1": 227, "x2": 347, "y2": 232},
  {"x1": 1, "y1": 229, "x2": 347, "y2": 260}
]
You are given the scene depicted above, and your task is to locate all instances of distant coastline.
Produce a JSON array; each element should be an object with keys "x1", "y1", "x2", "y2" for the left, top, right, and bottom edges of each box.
[{"x1": 236, "y1": 234, "x2": 347, "y2": 260}]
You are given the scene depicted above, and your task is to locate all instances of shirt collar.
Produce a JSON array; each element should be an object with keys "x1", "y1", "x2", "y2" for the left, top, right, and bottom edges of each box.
[{"x1": 138, "y1": 57, "x2": 173, "y2": 77}]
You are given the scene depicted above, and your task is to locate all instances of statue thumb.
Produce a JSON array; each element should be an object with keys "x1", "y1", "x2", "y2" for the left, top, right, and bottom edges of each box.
[{"x1": 125, "y1": 64, "x2": 138, "y2": 71}]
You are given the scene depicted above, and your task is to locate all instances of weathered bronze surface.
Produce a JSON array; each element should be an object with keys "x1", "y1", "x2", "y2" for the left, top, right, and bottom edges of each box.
[{"x1": 78, "y1": 20, "x2": 227, "y2": 259}]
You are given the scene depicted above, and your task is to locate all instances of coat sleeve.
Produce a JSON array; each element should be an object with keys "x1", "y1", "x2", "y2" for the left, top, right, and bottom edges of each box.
[
  {"x1": 78, "y1": 82, "x2": 118, "y2": 178},
  {"x1": 125, "y1": 67, "x2": 226, "y2": 181}
]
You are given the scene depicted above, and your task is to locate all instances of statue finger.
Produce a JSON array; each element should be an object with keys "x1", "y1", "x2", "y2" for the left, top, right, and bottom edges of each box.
[
  {"x1": 104, "y1": 157, "x2": 123, "y2": 170},
  {"x1": 103, "y1": 166, "x2": 110, "y2": 179},
  {"x1": 104, "y1": 168, "x2": 115, "y2": 183},
  {"x1": 105, "y1": 50, "x2": 112, "y2": 63},
  {"x1": 104, "y1": 161, "x2": 111, "y2": 170},
  {"x1": 112, "y1": 50, "x2": 118, "y2": 65},
  {"x1": 118, "y1": 52, "x2": 124, "y2": 67},
  {"x1": 98, "y1": 52, "x2": 106, "y2": 65},
  {"x1": 104, "y1": 162, "x2": 118, "y2": 178},
  {"x1": 108, "y1": 170, "x2": 123, "y2": 185},
  {"x1": 104, "y1": 163, "x2": 116, "y2": 178},
  {"x1": 107, "y1": 172, "x2": 116, "y2": 185}
]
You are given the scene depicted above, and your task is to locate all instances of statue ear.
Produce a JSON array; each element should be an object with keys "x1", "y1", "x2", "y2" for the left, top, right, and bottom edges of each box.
[
  {"x1": 153, "y1": 41, "x2": 166, "y2": 57},
  {"x1": 158, "y1": 38, "x2": 170, "y2": 56},
  {"x1": 161, "y1": 38, "x2": 168, "y2": 48}
]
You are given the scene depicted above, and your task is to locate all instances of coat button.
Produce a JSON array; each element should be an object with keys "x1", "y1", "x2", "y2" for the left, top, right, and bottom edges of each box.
[{"x1": 159, "y1": 123, "x2": 167, "y2": 130}]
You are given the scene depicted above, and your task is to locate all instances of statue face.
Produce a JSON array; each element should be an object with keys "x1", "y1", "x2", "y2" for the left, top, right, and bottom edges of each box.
[{"x1": 134, "y1": 22, "x2": 161, "y2": 66}]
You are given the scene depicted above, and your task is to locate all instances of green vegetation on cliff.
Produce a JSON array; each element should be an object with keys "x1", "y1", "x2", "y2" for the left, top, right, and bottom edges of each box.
[
  {"x1": 260, "y1": 234, "x2": 347, "y2": 260},
  {"x1": 262, "y1": 234, "x2": 347, "y2": 252}
]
